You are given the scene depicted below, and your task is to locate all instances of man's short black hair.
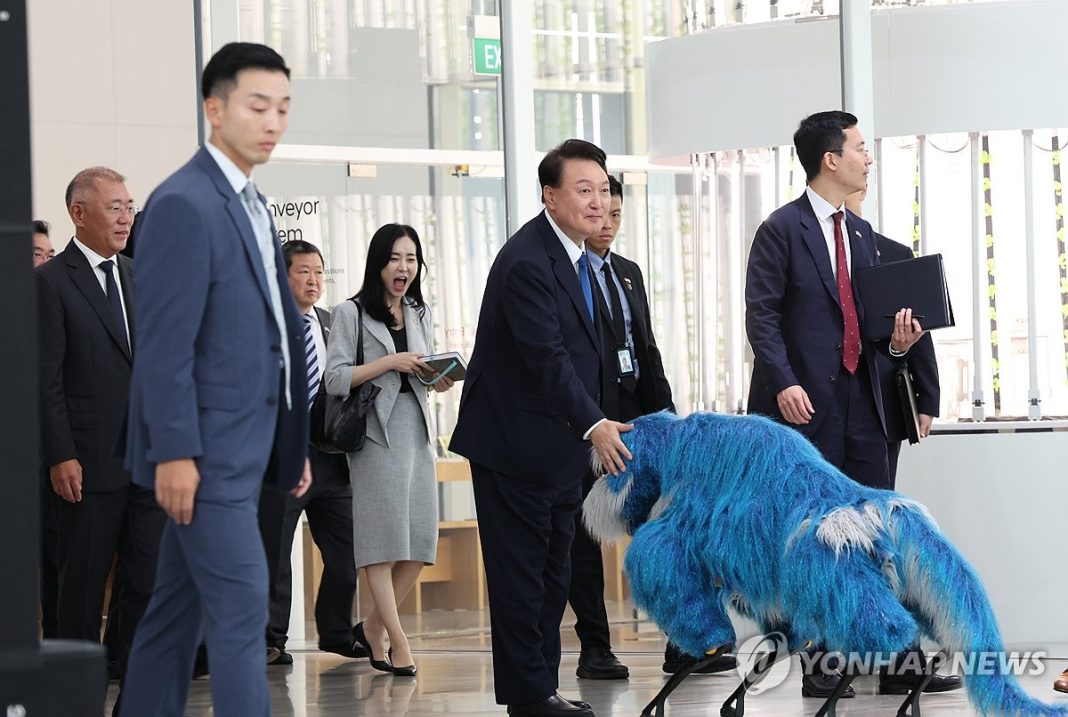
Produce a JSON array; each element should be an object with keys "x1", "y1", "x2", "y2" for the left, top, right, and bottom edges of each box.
[
  {"x1": 282, "y1": 239, "x2": 324, "y2": 270},
  {"x1": 33, "y1": 219, "x2": 50, "y2": 236},
  {"x1": 201, "y1": 42, "x2": 291, "y2": 101},
  {"x1": 608, "y1": 174, "x2": 623, "y2": 200},
  {"x1": 793, "y1": 111, "x2": 858, "y2": 183},
  {"x1": 538, "y1": 139, "x2": 608, "y2": 195}
]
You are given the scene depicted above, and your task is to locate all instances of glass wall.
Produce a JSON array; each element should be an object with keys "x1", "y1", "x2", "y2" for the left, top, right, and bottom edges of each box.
[{"x1": 210, "y1": 0, "x2": 1047, "y2": 429}]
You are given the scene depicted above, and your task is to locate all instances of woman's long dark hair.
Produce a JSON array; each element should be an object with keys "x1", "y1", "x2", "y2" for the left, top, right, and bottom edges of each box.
[{"x1": 355, "y1": 223, "x2": 427, "y2": 328}]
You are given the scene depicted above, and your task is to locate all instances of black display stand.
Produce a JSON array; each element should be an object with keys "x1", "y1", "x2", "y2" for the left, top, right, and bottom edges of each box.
[{"x1": 0, "y1": 2, "x2": 106, "y2": 713}]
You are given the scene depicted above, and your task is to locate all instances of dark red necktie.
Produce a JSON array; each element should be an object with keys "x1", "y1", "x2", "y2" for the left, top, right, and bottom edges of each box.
[{"x1": 833, "y1": 211, "x2": 860, "y2": 374}]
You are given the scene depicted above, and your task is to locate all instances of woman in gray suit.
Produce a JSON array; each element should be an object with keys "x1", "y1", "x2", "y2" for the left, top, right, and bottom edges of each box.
[{"x1": 323, "y1": 223, "x2": 453, "y2": 676}]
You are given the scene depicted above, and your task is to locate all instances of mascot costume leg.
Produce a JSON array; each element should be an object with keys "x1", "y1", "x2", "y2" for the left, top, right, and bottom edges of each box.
[{"x1": 583, "y1": 411, "x2": 1067, "y2": 717}]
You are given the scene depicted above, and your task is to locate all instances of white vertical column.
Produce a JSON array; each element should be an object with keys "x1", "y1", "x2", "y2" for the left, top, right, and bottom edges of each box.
[
  {"x1": 917, "y1": 135, "x2": 928, "y2": 255},
  {"x1": 499, "y1": 2, "x2": 538, "y2": 236},
  {"x1": 874, "y1": 137, "x2": 884, "y2": 231},
  {"x1": 705, "y1": 153, "x2": 720, "y2": 413},
  {"x1": 208, "y1": 0, "x2": 240, "y2": 53},
  {"x1": 970, "y1": 132, "x2": 986, "y2": 421},
  {"x1": 727, "y1": 150, "x2": 746, "y2": 414},
  {"x1": 1022, "y1": 130, "x2": 1042, "y2": 419},
  {"x1": 839, "y1": 0, "x2": 879, "y2": 222},
  {"x1": 288, "y1": 518, "x2": 306, "y2": 641},
  {"x1": 691, "y1": 153, "x2": 706, "y2": 412}
]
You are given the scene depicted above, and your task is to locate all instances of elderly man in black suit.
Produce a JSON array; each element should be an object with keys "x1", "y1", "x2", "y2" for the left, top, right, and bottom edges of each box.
[
  {"x1": 451, "y1": 139, "x2": 632, "y2": 717},
  {"x1": 37, "y1": 167, "x2": 164, "y2": 676},
  {"x1": 258, "y1": 239, "x2": 362, "y2": 665}
]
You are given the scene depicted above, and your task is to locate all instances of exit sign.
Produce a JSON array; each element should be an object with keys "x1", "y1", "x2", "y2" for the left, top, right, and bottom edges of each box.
[{"x1": 473, "y1": 37, "x2": 501, "y2": 75}]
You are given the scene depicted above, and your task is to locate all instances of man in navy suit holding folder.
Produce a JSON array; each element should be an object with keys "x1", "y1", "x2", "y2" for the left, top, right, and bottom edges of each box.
[
  {"x1": 745, "y1": 110, "x2": 959, "y2": 698},
  {"x1": 119, "y1": 43, "x2": 311, "y2": 716},
  {"x1": 451, "y1": 139, "x2": 631, "y2": 717}
]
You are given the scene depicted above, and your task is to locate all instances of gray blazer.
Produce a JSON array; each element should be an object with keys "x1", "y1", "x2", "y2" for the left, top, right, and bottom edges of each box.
[{"x1": 323, "y1": 297, "x2": 434, "y2": 448}]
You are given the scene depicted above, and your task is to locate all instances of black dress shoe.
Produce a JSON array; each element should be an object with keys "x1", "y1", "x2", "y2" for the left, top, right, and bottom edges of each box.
[
  {"x1": 801, "y1": 672, "x2": 856, "y2": 698},
  {"x1": 319, "y1": 627, "x2": 369, "y2": 659},
  {"x1": 576, "y1": 646, "x2": 629, "y2": 679},
  {"x1": 662, "y1": 642, "x2": 738, "y2": 675},
  {"x1": 352, "y1": 622, "x2": 393, "y2": 674},
  {"x1": 192, "y1": 644, "x2": 210, "y2": 679},
  {"x1": 507, "y1": 694, "x2": 594, "y2": 716},
  {"x1": 266, "y1": 646, "x2": 293, "y2": 665},
  {"x1": 878, "y1": 672, "x2": 963, "y2": 694},
  {"x1": 557, "y1": 693, "x2": 591, "y2": 709}
]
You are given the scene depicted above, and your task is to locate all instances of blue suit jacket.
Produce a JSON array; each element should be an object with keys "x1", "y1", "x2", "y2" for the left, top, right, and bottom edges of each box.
[
  {"x1": 450, "y1": 212, "x2": 603, "y2": 484},
  {"x1": 123, "y1": 147, "x2": 308, "y2": 501},
  {"x1": 745, "y1": 193, "x2": 895, "y2": 438}
]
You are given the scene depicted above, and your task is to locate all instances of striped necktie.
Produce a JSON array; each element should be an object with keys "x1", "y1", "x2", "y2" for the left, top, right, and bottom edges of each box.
[{"x1": 303, "y1": 314, "x2": 320, "y2": 406}]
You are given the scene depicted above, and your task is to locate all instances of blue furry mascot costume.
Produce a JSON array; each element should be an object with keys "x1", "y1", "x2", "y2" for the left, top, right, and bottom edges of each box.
[{"x1": 583, "y1": 410, "x2": 1066, "y2": 716}]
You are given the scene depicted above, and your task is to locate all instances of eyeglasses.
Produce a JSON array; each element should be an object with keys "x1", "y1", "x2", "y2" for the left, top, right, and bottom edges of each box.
[
  {"x1": 827, "y1": 148, "x2": 871, "y2": 157},
  {"x1": 103, "y1": 205, "x2": 139, "y2": 217}
]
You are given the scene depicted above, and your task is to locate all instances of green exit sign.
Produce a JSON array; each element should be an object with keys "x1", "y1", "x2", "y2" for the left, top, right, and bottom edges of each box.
[{"x1": 473, "y1": 37, "x2": 501, "y2": 75}]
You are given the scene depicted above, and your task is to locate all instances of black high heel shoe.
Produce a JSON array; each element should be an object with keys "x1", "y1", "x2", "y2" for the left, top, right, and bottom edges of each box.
[
  {"x1": 353, "y1": 622, "x2": 393, "y2": 674},
  {"x1": 388, "y1": 647, "x2": 417, "y2": 677}
]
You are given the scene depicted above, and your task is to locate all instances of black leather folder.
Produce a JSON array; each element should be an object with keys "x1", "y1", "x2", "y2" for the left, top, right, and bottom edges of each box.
[
  {"x1": 895, "y1": 364, "x2": 922, "y2": 445},
  {"x1": 855, "y1": 254, "x2": 954, "y2": 341}
]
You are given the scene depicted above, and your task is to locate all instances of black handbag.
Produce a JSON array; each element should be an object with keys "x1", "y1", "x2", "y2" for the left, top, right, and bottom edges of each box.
[{"x1": 310, "y1": 299, "x2": 381, "y2": 454}]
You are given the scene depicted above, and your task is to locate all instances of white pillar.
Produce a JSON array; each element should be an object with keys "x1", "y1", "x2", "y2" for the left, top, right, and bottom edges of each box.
[
  {"x1": 970, "y1": 132, "x2": 986, "y2": 421},
  {"x1": 499, "y1": 2, "x2": 538, "y2": 236},
  {"x1": 1022, "y1": 130, "x2": 1042, "y2": 419},
  {"x1": 839, "y1": 0, "x2": 878, "y2": 221},
  {"x1": 691, "y1": 153, "x2": 705, "y2": 412},
  {"x1": 288, "y1": 515, "x2": 306, "y2": 641}
]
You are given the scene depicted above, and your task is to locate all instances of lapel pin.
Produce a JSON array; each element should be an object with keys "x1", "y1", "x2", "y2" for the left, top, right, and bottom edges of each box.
[
  {"x1": 623, "y1": 277, "x2": 633, "y2": 291},
  {"x1": 854, "y1": 230, "x2": 861, "y2": 237}
]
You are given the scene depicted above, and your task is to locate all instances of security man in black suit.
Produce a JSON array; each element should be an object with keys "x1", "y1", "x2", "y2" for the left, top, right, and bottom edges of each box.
[
  {"x1": 258, "y1": 240, "x2": 362, "y2": 664},
  {"x1": 871, "y1": 234, "x2": 940, "y2": 486},
  {"x1": 842, "y1": 191, "x2": 940, "y2": 487},
  {"x1": 575, "y1": 176, "x2": 742, "y2": 679},
  {"x1": 37, "y1": 167, "x2": 164, "y2": 676},
  {"x1": 842, "y1": 192, "x2": 958, "y2": 696},
  {"x1": 568, "y1": 175, "x2": 675, "y2": 680}
]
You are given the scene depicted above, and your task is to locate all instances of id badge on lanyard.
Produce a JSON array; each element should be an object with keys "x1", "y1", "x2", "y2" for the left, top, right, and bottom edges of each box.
[{"x1": 616, "y1": 345, "x2": 635, "y2": 378}]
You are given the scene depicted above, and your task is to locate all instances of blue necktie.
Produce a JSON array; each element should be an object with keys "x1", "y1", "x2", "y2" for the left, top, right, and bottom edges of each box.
[
  {"x1": 577, "y1": 253, "x2": 594, "y2": 321},
  {"x1": 303, "y1": 314, "x2": 320, "y2": 407},
  {"x1": 99, "y1": 260, "x2": 129, "y2": 350}
]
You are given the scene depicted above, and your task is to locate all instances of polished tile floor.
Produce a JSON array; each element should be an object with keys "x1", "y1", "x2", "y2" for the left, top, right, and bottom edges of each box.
[{"x1": 105, "y1": 604, "x2": 1068, "y2": 716}]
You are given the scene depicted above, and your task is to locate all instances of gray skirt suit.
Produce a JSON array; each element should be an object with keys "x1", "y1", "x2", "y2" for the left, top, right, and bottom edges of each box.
[{"x1": 323, "y1": 298, "x2": 438, "y2": 569}]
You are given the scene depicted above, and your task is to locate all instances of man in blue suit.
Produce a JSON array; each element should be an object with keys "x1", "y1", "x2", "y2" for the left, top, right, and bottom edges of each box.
[
  {"x1": 451, "y1": 139, "x2": 632, "y2": 717},
  {"x1": 745, "y1": 110, "x2": 958, "y2": 699},
  {"x1": 118, "y1": 43, "x2": 311, "y2": 717}
]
